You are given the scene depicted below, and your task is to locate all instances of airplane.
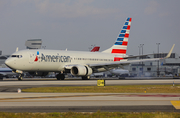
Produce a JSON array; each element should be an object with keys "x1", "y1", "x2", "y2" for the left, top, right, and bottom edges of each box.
[
  {"x1": 0, "y1": 68, "x2": 18, "y2": 80},
  {"x1": 5, "y1": 17, "x2": 175, "y2": 80},
  {"x1": 107, "y1": 68, "x2": 130, "y2": 77},
  {"x1": 90, "y1": 46, "x2": 100, "y2": 52},
  {"x1": 93, "y1": 69, "x2": 129, "y2": 78},
  {"x1": 0, "y1": 46, "x2": 100, "y2": 80}
]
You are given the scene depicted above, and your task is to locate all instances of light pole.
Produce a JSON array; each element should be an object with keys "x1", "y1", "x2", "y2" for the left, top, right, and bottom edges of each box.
[
  {"x1": 138, "y1": 46, "x2": 141, "y2": 56},
  {"x1": 140, "y1": 44, "x2": 144, "y2": 75},
  {"x1": 138, "y1": 45, "x2": 141, "y2": 76},
  {"x1": 156, "y1": 43, "x2": 160, "y2": 77}
]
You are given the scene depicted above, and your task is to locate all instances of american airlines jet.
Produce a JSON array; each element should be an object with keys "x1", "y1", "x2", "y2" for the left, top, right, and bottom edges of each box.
[
  {"x1": 0, "y1": 68, "x2": 17, "y2": 80},
  {"x1": 5, "y1": 18, "x2": 175, "y2": 80}
]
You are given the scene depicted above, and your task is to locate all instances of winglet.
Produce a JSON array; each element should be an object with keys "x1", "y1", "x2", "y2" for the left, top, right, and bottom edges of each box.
[{"x1": 164, "y1": 44, "x2": 175, "y2": 59}]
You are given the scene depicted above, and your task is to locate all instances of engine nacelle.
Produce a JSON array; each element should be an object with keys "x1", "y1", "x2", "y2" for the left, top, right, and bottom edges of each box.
[
  {"x1": 28, "y1": 72, "x2": 49, "y2": 76},
  {"x1": 71, "y1": 65, "x2": 93, "y2": 76}
]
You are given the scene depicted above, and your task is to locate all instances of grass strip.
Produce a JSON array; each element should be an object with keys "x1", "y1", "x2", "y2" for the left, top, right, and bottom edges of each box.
[
  {"x1": 22, "y1": 85, "x2": 180, "y2": 93},
  {"x1": 0, "y1": 111, "x2": 180, "y2": 118}
]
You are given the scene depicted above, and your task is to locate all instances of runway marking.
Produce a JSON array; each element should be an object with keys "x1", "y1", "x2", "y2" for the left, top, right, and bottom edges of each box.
[
  {"x1": 0, "y1": 93, "x2": 179, "y2": 101},
  {"x1": 0, "y1": 94, "x2": 115, "y2": 101},
  {"x1": 0, "y1": 100, "x2": 172, "y2": 102},
  {"x1": 171, "y1": 101, "x2": 180, "y2": 109}
]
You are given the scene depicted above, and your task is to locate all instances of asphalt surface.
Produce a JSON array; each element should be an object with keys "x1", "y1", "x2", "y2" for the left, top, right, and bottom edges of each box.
[
  {"x1": 0, "y1": 106, "x2": 177, "y2": 112},
  {"x1": 0, "y1": 78, "x2": 180, "y2": 112},
  {"x1": 0, "y1": 93, "x2": 180, "y2": 112}
]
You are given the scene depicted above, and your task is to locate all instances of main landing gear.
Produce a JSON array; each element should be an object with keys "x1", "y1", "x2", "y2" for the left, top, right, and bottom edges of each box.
[
  {"x1": 56, "y1": 73, "x2": 90, "y2": 80},
  {"x1": 82, "y1": 76, "x2": 90, "y2": 80},
  {"x1": 56, "y1": 73, "x2": 65, "y2": 80}
]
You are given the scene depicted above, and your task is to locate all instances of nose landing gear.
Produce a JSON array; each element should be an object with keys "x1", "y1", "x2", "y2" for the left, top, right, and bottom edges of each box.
[{"x1": 18, "y1": 74, "x2": 23, "y2": 81}]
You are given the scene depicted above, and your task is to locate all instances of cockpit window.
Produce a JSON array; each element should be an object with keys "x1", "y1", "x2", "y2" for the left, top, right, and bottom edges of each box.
[
  {"x1": 11, "y1": 55, "x2": 17, "y2": 57},
  {"x1": 11, "y1": 55, "x2": 22, "y2": 58}
]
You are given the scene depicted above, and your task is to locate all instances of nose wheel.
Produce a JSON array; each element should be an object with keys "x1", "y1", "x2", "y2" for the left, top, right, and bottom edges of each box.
[{"x1": 18, "y1": 75, "x2": 23, "y2": 81}]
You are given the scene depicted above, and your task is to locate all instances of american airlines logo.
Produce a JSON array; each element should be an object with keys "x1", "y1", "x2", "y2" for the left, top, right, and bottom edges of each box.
[{"x1": 36, "y1": 53, "x2": 72, "y2": 62}]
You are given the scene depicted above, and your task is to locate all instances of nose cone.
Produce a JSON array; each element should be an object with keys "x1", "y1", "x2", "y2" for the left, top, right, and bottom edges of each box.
[
  {"x1": 5, "y1": 59, "x2": 9, "y2": 66},
  {"x1": 5, "y1": 58, "x2": 14, "y2": 69}
]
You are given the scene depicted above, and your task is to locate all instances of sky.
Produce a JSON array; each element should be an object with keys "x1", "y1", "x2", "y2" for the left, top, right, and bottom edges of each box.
[{"x1": 0, "y1": 0, "x2": 180, "y2": 56}]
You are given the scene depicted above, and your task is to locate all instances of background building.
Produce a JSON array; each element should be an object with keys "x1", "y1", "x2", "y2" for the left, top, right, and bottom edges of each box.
[
  {"x1": 25, "y1": 39, "x2": 42, "y2": 49},
  {"x1": 128, "y1": 53, "x2": 180, "y2": 77}
]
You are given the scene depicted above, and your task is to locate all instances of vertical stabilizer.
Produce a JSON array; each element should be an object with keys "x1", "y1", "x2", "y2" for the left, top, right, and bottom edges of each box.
[
  {"x1": 102, "y1": 18, "x2": 132, "y2": 56},
  {"x1": 91, "y1": 46, "x2": 100, "y2": 52}
]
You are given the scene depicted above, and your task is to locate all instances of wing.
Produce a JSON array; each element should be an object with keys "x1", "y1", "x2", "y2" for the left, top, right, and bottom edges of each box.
[
  {"x1": 88, "y1": 58, "x2": 160, "y2": 72},
  {"x1": 90, "y1": 44, "x2": 174, "y2": 71},
  {"x1": 64, "y1": 44, "x2": 175, "y2": 72}
]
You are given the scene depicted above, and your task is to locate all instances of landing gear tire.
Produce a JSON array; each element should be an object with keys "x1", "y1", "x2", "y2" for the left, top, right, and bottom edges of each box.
[
  {"x1": 56, "y1": 74, "x2": 65, "y2": 80},
  {"x1": 82, "y1": 76, "x2": 90, "y2": 80},
  {"x1": 18, "y1": 75, "x2": 23, "y2": 81}
]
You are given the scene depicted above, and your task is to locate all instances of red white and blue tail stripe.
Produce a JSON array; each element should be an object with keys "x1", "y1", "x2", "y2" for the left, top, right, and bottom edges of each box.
[{"x1": 102, "y1": 17, "x2": 132, "y2": 58}]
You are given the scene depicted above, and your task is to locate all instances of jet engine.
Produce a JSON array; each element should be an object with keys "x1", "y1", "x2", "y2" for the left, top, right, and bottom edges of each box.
[
  {"x1": 71, "y1": 65, "x2": 92, "y2": 76},
  {"x1": 28, "y1": 72, "x2": 49, "y2": 77}
]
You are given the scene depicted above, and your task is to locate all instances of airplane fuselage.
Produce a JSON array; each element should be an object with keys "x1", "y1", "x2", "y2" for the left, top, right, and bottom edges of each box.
[{"x1": 5, "y1": 49, "x2": 127, "y2": 72}]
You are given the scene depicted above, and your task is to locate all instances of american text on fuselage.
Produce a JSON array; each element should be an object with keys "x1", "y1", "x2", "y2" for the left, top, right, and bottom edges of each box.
[{"x1": 40, "y1": 53, "x2": 72, "y2": 63}]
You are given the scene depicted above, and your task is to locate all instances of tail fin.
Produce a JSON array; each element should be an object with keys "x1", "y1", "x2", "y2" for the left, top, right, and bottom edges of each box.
[
  {"x1": 102, "y1": 17, "x2": 132, "y2": 55},
  {"x1": 91, "y1": 46, "x2": 100, "y2": 52}
]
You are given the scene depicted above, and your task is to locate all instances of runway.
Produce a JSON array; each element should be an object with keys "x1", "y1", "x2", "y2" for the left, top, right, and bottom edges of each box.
[
  {"x1": 0, "y1": 79, "x2": 180, "y2": 112},
  {"x1": 1, "y1": 79, "x2": 180, "y2": 86},
  {"x1": 0, "y1": 92, "x2": 180, "y2": 112}
]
